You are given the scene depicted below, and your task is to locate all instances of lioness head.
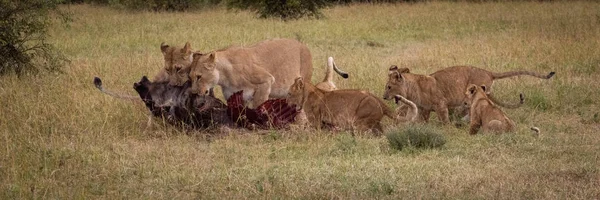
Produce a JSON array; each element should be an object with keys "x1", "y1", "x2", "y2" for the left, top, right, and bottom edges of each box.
[
  {"x1": 383, "y1": 69, "x2": 409, "y2": 100},
  {"x1": 189, "y1": 52, "x2": 219, "y2": 95},
  {"x1": 287, "y1": 77, "x2": 306, "y2": 110},
  {"x1": 161, "y1": 42, "x2": 194, "y2": 86}
]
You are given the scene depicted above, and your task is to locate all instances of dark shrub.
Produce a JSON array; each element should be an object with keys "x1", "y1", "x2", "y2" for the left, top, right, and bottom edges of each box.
[
  {"x1": 228, "y1": 0, "x2": 328, "y2": 20},
  {"x1": 119, "y1": 0, "x2": 222, "y2": 12},
  {"x1": 0, "y1": 0, "x2": 70, "y2": 76}
]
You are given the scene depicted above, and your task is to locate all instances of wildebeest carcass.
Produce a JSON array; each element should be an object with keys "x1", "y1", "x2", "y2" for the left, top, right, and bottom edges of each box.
[
  {"x1": 94, "y1": 76, "x2": 299, "y2": 130},
  {"x1": 226, "y1": 90, "x2": 299, "y2": 129},
  {"x1": 131, "y1": 76, "x2": 232, "y2": 129}
]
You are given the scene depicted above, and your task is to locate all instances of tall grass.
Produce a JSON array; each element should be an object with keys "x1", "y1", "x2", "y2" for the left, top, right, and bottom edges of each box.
[{"x1": 1, "y1": 1, "x2": 600, "y2": 198}]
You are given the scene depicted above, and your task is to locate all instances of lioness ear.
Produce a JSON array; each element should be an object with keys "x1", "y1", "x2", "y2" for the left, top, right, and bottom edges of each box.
[
  {"x1": 208, "y1": 52, "x2": 217, "y2": 63},
  {"x1": 160, "y1": 42, "x2": 169, "y2": 55},
  {"x1": 391, "y1": 71, "x2": 403, "y2": 81},
  {"x1": 192, "y1": 52, "x2": 203, "y2": 60},
  {"x1": 183, "y1": 42, "x2": 192, "y2": 54},
  {"x1": 389, "y1": 65, "x2": 398, "y2": 71},
  {"x1": 294, "y1": 77, "x2": 304, "y2": 88},
  {"x1": 398, "y1": 67, "x2": 410, "y2": 74},
  {"x1": 480, "y1": 85, "x2": 487, "y2": 93},
  {"x1": 467, "y1": 85, "x2": 477, "y2": 95}
]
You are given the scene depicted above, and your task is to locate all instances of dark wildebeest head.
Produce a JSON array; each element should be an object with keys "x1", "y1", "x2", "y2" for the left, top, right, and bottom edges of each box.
[{"x1": 133, "y1": 76, "x2": 231, "y2": 129}]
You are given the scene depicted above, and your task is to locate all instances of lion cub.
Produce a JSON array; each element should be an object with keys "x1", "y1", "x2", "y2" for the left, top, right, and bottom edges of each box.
[
  {"x1": 384, "y1": 65, "x2": 553, "y2": 123},
  {"x1": 287, "y1": 77, "x2": 395, "y2": 134},
  {"x1": 464, "y1": 84, "x2": 516, "y2": 135}
]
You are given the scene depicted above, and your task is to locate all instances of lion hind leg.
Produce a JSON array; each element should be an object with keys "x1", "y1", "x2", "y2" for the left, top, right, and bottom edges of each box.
[
  {"x1": 370, "y1": 122, "x2": 384, "y2": 136},
  {"x1": 485, "y1": 120, "x2": 506, "y2": 134},
  {"x1": 354, "y1": 119, "x2": 383, "y2": 136}
]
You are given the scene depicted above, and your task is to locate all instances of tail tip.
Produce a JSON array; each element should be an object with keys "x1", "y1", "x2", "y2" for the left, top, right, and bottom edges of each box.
[
  {"x1": 93, "y1": 77, "x2": 102, "y2": 89},
  {"x1": 531, "y1": 127, "x2": 540, "y2": 135},
  {"x1": 519, "y1": 93, "x2": 525, "y2": 104},
  {"x1": 393, "y1": 95, "x2": 404, "y2": 104},
  {"x1": 341, "y1": 73, "x2": 349, "y2": 79},
  {"x1": 547, "y1": 71, "x2": 556, "y2": 79}
]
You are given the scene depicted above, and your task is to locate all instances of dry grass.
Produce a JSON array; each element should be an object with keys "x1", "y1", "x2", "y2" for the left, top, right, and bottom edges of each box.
[{"x1": 2, "y1": 1, "x2": 600, "y2": 198}]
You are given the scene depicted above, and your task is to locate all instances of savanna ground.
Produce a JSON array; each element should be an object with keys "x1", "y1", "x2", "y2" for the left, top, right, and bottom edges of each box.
[{"x1": 2, "y1": 1, "x2": 600, "y2": 198}]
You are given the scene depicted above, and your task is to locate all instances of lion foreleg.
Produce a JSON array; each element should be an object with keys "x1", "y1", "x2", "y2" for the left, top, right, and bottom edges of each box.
[
  {"x1": 294, "y1": 110, "x2": 309, "y2": 125},
  {"x1": 251, "y1": 83, "x2": 272, "y2": 109},
  {"x1": 307, "y1": 111, "x2": 323, "y2": 130},
  {"x1": 420, "y1": 110, "x2": 431, "y2": 123},
  {"x1": 435, "y1": 104, "x2": 450, "y2": 124},
  {"x1": 468, "y1": 110, "x2": 481, "y2": 135},
  {"x1": 249, "y1": 71, "x2": 275, "y2": 109},
  {"x1": 469, "y1": 121, "x2": 481, "y2": 135}
]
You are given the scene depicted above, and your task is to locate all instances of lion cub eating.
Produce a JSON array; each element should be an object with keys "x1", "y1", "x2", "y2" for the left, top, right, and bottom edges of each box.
[
  {"x1": 464, "y1": 84, "x2": 516, "y2": 134},
  {"x1": 287, "y1": 77, "x2": 396, "y2": 134}
]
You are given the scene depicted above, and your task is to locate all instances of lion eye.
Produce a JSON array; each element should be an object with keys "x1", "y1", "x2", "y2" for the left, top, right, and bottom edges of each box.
[
  {"x1": 197, "y1": 75, "x2": 202, "y2": 80},
  {"x1": 387, "y1": 85, "x2": 391, "y2": 90}
]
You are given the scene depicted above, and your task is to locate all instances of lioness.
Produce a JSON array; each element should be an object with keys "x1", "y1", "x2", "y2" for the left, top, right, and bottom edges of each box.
[
  {"x1": 287, "y1": 77, "x2": 395, "y2": 134},
  {"x1": 189, "y1": 39, "x2": 313, "y2": 109},
  {"x1": 153, "y1": 42, "x2": 194, "y2": 86},
  {"x1": 314, "y1": 57, "x2": 349, "y2": 91},
  {"x1": 464, "y1": 84, "x2": 516, "y2": 134},
  {"x1": 384, "y1": 65, "x2": 554, "y2": 123}
]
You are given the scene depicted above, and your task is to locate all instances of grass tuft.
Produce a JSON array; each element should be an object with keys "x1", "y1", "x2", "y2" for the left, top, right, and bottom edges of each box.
[{"x1": 385, "y1": 125, "x2": 446, "y2": 152}]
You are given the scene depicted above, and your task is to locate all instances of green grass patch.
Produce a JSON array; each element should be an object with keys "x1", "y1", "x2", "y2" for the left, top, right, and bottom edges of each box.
[{"x1": 386, "y1": 124, "x2": 446, "y2": 152}]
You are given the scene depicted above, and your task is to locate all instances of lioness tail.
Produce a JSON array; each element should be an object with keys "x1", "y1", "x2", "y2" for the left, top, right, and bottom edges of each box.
[
  {"x1": 488, "y1": 93, "x2": 525, "y2": 109},
  {"x1": 492, "y1": 70, "x2": 555, "y2": 80},
  {"x1": 323, "y1": 57, "x2": 349, "y2": 82},
  {"x1": 394, "y1": 94, "x2": 418, "y2": 122},
  {"x1": 531, "y1": 127, "x2": 540, "y2": 135}
]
